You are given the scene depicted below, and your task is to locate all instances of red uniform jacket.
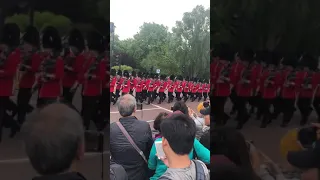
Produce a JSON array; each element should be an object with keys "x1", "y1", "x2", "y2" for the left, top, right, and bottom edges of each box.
[
  {"x1": 131, "y1": 78, "x2": 137, "y2": 90},
  {"x1": 110, "y1": 77, "x2": 117, "y2": 92},
  {"x1": 198, "y1": 83, "x2": 203, "y2": 93},
  {"x1": 39, "y1": 57, "x2": 64, "y2": 98},
  {"x1": 82, "y1": 58, "x2": 106, "y2": 96},
  {"x1": 312, "y1": 72, "x2": 320, "y2": 97},
  {"x1": 154, "y1": 80, "x2": 160, "y2": 91},
  {"x1": 122, "y1": 79, "x2": 130, "y2": 93},
  {"x1": 260, "y1": 70, "x2": 281, "y2": 99},
  {"x1": 175, "y1": 81, "x2": 183, "y2": 92},
  {"x1": 214, "y1": 65, "x2": 231, "y2": 97},
  {"x1": 192, "y1": 83, "x2": 199, "y2": 93},
  {"x1": 250, "y1": 64, "x2": 263, "y2": 90},
  {"x1": 236, "y1": 69, "x2": 253, "y2": 97},
  {"x1": 205, "y1": 83, "x2": 210, "y2": 93},
  {"x1": 135, "y1": 79, "x2": 143, "y2": 92},
  {"x1": 0, "y1": 50, "x2": 21, "y2": 96},
  {"x1": 183, "y1": 81, "x2": 189, "y2": 92},
  {"x1": 281, "y1": 70, "x2": 296, "y2": 99},
  {"x1": 144, "y1": 79, "x2": 151, "y2": 90},
  {"x1": 63, "y1": 53, "x2": 85, "y2": 88},
  {"x1": 210, "y1": 61, "x2": 219, "y2": 85},
  {"x1": 295, "y1": 71, "x2": 307, "y2": 93},
  {"x1": 230, "y1": 62, "x2": 245, "y2": 86},
  {"x1": 19, "y1": 53, "x2": 42, "y2": 89},
  {"x1": 168, "y1": 81, "x2": 175, "y2": 92},
  {"x1": 116, "y1": 77, "x2": 123, "y2": 90},
  {"x1": 158, "y1": 81, "x2": 167, "y2": 92},
  {"x1": 148, "y1": 81, "x2": 155, "y2": 92},
  {"x1": 299, "y1": 72, "x2": 314, "y2": 98}
]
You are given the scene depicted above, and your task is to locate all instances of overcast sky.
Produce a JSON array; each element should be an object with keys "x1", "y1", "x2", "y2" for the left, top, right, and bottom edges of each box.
[{"x1": 110, "y1": 0, "x2": 210, "y2": 40}]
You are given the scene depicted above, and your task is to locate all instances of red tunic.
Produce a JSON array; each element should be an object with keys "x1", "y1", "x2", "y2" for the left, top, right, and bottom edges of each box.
[
  {"x1": 230, "y1": 62, "x2": 245, "y2": 86},
  {"x1": 168, "y1": 81, "x2": 175, "y2": 92},
  {"x1": 175, "y1": 81, "x2": 183, "y2": 92},
  {"x1": 192, "y1": 83, "x2": 199, "y2": 93},
  {"x1": 183, "y1": 81, "x2": 189, "y2": 92},
  {"x1": 116, "y1": 77, "x2": 123, "y2": 90},
  {"x1": 63, "y1": 53, "x2": 85, "y2": 88},
  {"x1": 158, "y1": 81, "x2": 167, "y2": 92},
  {"x1": 0, "y1": 50, "x2": 21, "y2": 96},
  {"x1": 250, "y1": 64, "x2": 263, "y2": 90},
  {"x1": 122, "y1": 79, "x2": 130, "y2": 93},
  {"x1": 110, "y1": 77, "x2": 117, "y2": 92},
  {"x1": 198, "y1": 83, "x2": 203, "y2": 93},
  {"x1": 236, "y1": 69, "x2": 253, "y2": 97},
  {"x1": 135, "y1": 79, "x2": 143, "y2": 92},
  {"x1": 214, "y1": 66, "x2": 231, "y2": 97},
  {"x1": 148, "y1": 81, "x2": 155, "y2": 92},
  {"x1": 39, "y1": 57, "x2": 64, "y2": 98},
  {"x1": 260, "y1": 70, "x2": 281, "y2": 99},
  {"x1": 19, "y1": 53, "x2": 43, "y2": 88},
  {"x1": 82, "y1": 58, "x2": 106, "y2": 96}
]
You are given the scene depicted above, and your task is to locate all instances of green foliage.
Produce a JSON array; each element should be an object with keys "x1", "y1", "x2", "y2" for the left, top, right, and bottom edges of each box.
[
  {"x1": 111, "y1": 65, "x2": 133, "y2": 72},
  {"x1": 110, "y1": 5, "x2": 210, "y2": 79},
  {"x1": 213, "y1": 0, "x2": 320, "y2": 54},
  {"x1": 5, "y1": 11, "x2": 72, "y2": 35}
]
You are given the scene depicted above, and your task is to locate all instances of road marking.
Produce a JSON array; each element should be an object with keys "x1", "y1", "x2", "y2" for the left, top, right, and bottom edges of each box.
[
  {"x1": 150, "y1": 104, "x2": 172, "y2": 112},
  {"x1": 0, "y1": 151, "x2": 110, "y2": 164},
  {"x1": 147, "y1": 120, "x2": 155, "y2": 123},
  {"x1": 110, "y1": 108, "x2": 162, "y2": 114}
]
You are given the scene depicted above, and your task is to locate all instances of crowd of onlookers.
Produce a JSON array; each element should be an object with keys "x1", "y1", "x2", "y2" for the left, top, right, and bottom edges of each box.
[
  {"x1": 17, "y1": 92, "x2": 320, "y2": 180},
  {"x1": 110, "y1": 94, "x2": 211, "y2": 180}
]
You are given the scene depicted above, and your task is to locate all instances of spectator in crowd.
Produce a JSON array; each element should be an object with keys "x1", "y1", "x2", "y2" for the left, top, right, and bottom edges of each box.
[
  {"x1": 22, "y1": 103, "x2": 87, "y2": 180},
  {"x1": 110, "y1": 159, "x2": 128, "y2": 180},
  {"x1": 153, "y1": 112, "x2": 169, "y2": 139},
  {"x1": 286, "y1": 123, "x2": 320, "y2": 180},
  {"x1": 211, "y1": 127, "x2": 285, "y2": 180},
  {"x1": 110, "y1": 94, "x2": 153, "y2": 180},
  {"x1": 172, "y1": 101, "x2": 207, "y2": 139},
  {"x1": 157, "y1": 113, "x2": 210, "y2": 180},
  {"x1": 148, "y1": 111, "x2": 210, "y2": 180}
]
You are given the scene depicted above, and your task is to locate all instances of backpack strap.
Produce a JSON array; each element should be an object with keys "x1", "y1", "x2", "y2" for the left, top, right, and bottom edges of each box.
[{"x1": 193, "y1": 160, "x2": 206, "y2": 180}]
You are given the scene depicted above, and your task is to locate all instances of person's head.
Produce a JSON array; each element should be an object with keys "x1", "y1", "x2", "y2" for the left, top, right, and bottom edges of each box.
[
  {"x1": 211, "y1": 127, "x2": 259, "y2": 179},
  {"x1": 211, "y1": 161, "x2": 252, "y2": 180},
  {"x1": 160, "y1": 114, "x2": 196, "y2": 157},
  {"x1": 22, "y1": 103, "x2": 85, "y2": 175},
  {"x1": 172, "y1": 101, "x2": 188, "y2": 115},
  {"x1": 287, "y1": 140, "x2": 320, "y2": 180},
  {"x1": 117, "y1": 94, "x2": 137, "y2": 117},
  {"x1": 153, "y1": 112, "x2": 169, "y2": 133}
]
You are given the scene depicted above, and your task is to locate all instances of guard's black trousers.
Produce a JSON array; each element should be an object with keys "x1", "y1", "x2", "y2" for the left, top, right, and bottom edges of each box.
[
  {"x1": 17, "y1": 88, "x2": 32, "y2": 124},
  {"x1": 211, "y1": 96, "x2": 228, "y2": 126},
  {"x1": 82, "y1": 96, "x2": 99, "y2": 130},
  {"x1": 63, "y1": 87, "x2": 75, "y2": 104},
  {"x1": 313, "y1": 97, "x2": 320, "y2": 121},
  {"x1": 281, "y1": 98, "x2": 295, "y2": 124},
  {"x1": 297, "y1": 97, "x2": 312, "y2": 124},
  {"x1": 235, "y1": 96, "x2": 250, "y2": 128}
]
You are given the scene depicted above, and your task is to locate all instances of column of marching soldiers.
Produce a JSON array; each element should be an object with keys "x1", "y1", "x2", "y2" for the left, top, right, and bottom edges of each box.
[
  {"x1": 0, "y1": 23, "x2": 108, "y2": 142},
  {"x1": 109, "y1": 70, "x2": 211, "y2": 105},
  {"x1": 211, "y1": 47, "x2": 320, "y2": 129}
]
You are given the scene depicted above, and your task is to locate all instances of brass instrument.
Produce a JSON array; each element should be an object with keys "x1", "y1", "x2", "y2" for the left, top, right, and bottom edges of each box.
[{"x1": 302, "y1": 72, "x2": 313, "y2": 89}]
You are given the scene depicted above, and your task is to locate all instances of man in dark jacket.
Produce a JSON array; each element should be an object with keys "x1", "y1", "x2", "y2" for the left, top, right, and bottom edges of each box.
[
  {"x1": 22, "y1": 103, "x2": 87, "y2": 180},
  {"x1": 110, "y1": 94, "x2": 153, "y2": 180}
]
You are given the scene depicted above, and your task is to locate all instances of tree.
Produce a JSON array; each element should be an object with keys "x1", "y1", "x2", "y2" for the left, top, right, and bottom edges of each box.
[{"x1": 110, "y1": 5, "x2": 210, "y2": 78}]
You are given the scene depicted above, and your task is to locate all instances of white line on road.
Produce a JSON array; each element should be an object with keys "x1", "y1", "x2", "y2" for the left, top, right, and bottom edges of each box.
[
  {"x1": 150, "y1": 104, "x2": 172, "y2": 112},
  {"x1": 0, "y1": 151, "x2": 110, "y2": 164},
  {"x1": 110, "y1": 108, "x2": 161, "y2": 114}
]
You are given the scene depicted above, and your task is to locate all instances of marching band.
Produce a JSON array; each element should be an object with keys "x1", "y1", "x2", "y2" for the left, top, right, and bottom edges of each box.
[
  {"x1": 211, "y1": 47, "x2": 320, "y2": 129},
  {"x1": 110, "y1": 70, "x2": 210, "y2": 105},
  {"x1": 0, "y1": 23, "x2": 108, "y2": 142}
]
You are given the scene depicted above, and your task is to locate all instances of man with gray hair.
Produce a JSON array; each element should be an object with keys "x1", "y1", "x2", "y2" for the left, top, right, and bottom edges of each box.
[
  {"x1": 22, "y1": 103, "x2": 87, "y2": 180},
  {"x1": 110, "y1": 94, "x2": 153, "y2": 180}
]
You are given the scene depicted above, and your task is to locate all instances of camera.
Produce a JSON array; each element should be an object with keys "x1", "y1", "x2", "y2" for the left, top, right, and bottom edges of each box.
[
  {"x1": 203, "y1": 102, "x2": 209, "y2": 108},
  {"x1": 298, "y1": 126, "x2": 317, "y2": 149}
]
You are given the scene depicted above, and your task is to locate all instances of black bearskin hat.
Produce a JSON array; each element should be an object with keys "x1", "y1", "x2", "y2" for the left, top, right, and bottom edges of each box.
[
  {"x1": 68, "y1": 28, "x2": 85, "y2": 51},
  {"x1": 1, "y1": 23, "x2": 20, "y2": 48},
  {"x1": 23, "y1": 26, "x2": 40, "y2": 47},
  {"x1": 160, "y1": 75, "x2": 166, "y2": 80},
  {"x1": 123, "y1": 70, "x2": 129, "y2": 78},
  {"x1": 185, "y1": 76, "x2": 189, "y2": 81},
  {"x1": 110, "y1": 69, "x2": 116, "y2": 76},
  {"x1": 117, "y1": 70, "x2": 122, "y2": 76},
  {"x1": 132, "y1": 71, "x2": 136, "y2": 77},
  {"x1": 42, "y1": 26, "x2": 62, "y2": 51},
  {"x1": 144, "y1": 72, "x2": 148, "y2": 78},
  {"x1": 177, "y1": 75, "x2": 183, "y2": 81},
  {"x1": 170, "y1": 75, "x2": 175, "y2": 81},
  {"x1": 87, "y1": 31, "x2": 105, "y2": 53},
  {"x1": 137, "y1": 71, "x2": 142, "y2": 77}
]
